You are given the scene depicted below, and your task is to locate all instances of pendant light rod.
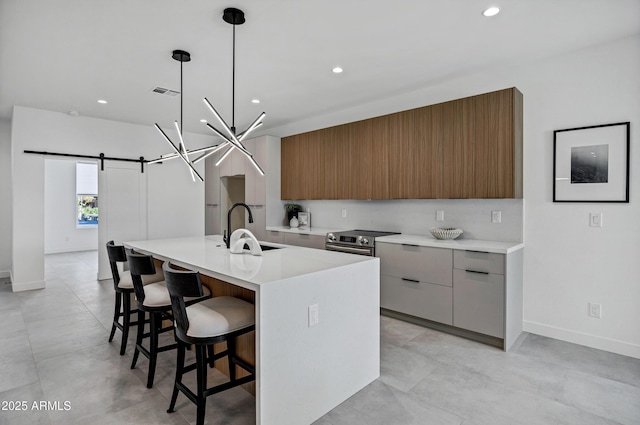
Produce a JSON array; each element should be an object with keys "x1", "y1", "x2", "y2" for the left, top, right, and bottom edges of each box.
[
  {"x1": 223, "y1": 7, "x2": 245, "y2": 134},
  {"x1": 232, "y1": 22, "x2": 236, "y2": 133},
  {"x1": 171, "y1": 50, "x2": 191, "y2": 139}
]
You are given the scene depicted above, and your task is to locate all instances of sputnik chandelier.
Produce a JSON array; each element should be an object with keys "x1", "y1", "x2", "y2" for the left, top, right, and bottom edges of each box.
[
  {"x1": 150, "y1": 7, "x2": 265, "y2": 181},
  {"x1": 149, "y1": 50, "x2": 228, "y2": 181},
  {"x1": 202, "y1": 7, "x2": 266, "y2": 176}
]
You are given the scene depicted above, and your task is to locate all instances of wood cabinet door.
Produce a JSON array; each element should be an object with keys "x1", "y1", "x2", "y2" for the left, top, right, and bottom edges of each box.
[
  {"x1": 475, "y1": 88, "x2": 519, "y2": 198},
  {"x1": 364, "y1": 116, "x2": 390, "y2": 200},
  {"x1": 314, "y1": 126, "x2": 338, "y2": 199},
  {"x1": 388, "y1": 109, "x2": 415, "y2": 198},
  {"x1": 281, "y1": 133, "x2": 306, "y2": 200},
  {"x1": 443, "y1": 97, "x2": 475, "y2": 198},
  {"x1": 413, "y1": 104, "x2": 443, "y2": 198},
  {"x1": 340, "y1": 118, "x2": 389, "y2": 200}
]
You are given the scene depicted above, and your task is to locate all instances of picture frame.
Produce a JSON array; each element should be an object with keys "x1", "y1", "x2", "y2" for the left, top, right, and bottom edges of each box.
[
  {"x1": 553, "y1": 122, "x2": 630, "y2": 203},
  {"x1": 297, "y1": 212, "x2": 310, "y2": 229}
]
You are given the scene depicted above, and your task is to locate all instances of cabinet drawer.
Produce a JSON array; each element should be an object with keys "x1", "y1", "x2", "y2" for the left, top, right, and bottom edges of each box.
[
  {"x1": 377, "y1": 242, "x2": 452, "y2": 286},
  {"x1": 453, "y1": 250, "x2": 504, "y2": 275},
  {"x1": 265, "y1": 230, "x2": 285, "y2": 244},
  {"x1": 284, "y1": 233, "x2": 325, "y2": 249},
  {"x1": 453, "y1": 269, "x2": 504, "y2": 338},
  {"x1": 381, "y1": 275, "x2": 452, "y2": 325}
]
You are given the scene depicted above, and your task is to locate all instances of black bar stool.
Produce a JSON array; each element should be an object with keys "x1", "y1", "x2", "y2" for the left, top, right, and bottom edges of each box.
[
  {"x1": 106, "y1": 241, "x2": 143, "y2": 355},
  {"x1": 127, "y1": 251, "x2": 211, "y2": 388},
  {"x1": 163, "y1": 261, "x2": 255, "y2": 425}
]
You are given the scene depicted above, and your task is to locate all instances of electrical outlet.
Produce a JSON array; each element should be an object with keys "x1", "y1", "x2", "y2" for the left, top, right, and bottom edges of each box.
[
  {"x1": 588, "y1": 302, "x2": 602, "y2": 318},
  {"x1": 436, "y1": 210, "x2": 445, "y2": 221},
  {"x1": 341, "y1": 209, "x2": 347, "y2": 218},
  {"x1": 308, "y1": 304, "x2": 319, "y2": 327},
  {"x1": 491, "y1": 210, "x2": 502, "y2": 224},
  {"x1": 589, "y1": 213, "x2": 603, "y2": 227}
]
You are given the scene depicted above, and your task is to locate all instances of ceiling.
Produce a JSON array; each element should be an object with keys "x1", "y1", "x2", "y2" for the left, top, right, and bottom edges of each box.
[{"x1": 1, "y1": 0, "x2": 639, "y2": 138}]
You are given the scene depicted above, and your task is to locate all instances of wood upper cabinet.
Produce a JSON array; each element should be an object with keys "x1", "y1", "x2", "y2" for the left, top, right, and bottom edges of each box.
[
  {"x1": 342, "y1": 116, "x2": 389, "y2": 200},
  {"x1": 281, "y1": 133, "x2": 306, "y2": 200},
  {"x1": 443, "y1": 97, "x2": 475, "y2": 198},
  {"x1": 283, "y1": 118, "x2": 389, "y2": 200},
  {"x1": 475, "y1": 88, "x2": 523, "y2": 198},
  {"x1": 281, "y1": 87, "x2": 522, "y2": 200},
  {"x1": 389, "y1": 105, "x2": 443, "y2": 199},
  {"x1": 302, "y1": 128, "x2": 337, "y2": 199}
]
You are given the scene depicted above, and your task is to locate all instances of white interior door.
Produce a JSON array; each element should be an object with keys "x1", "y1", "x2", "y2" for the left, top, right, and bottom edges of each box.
[{"x1": 97, "y1": 162, "x2": 147, "y2": 280}]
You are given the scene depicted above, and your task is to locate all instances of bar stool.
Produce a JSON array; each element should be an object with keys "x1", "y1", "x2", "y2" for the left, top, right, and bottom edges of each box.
[
  {"x1": 127, "y1": 251, "x2": 211, "y2": 388},
  {"x1": 106, "y1": 240, "x2": 143, "y2": 355},
  {"x1": 163, "y1": 261, "x2": 255, "y2": 425}
]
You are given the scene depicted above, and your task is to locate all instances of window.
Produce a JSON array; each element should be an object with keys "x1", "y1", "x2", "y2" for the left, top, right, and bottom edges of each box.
[{"x1": 76, "y1": 162, "x2": 98, "y2": 227}]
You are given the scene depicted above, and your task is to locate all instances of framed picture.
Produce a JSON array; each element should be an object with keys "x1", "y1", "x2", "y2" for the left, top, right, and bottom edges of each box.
[
  {"x1": 297, "y1": 212, "x2": 310, "y2": 228},
  {"x1": 553, "y1": 122, "x2": 630, "y2": 202}
]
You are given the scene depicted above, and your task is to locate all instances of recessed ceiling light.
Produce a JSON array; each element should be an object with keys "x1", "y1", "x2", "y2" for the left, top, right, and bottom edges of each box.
[
  {"x1": 200, "y1": 119, "x2": 207, "y2": 123},
  {"x1": 483, "y1": 6, "x2": 500, "y2": 17},
  {"x1": 332, "y1": 67, "x2": 343, "y2": 74},
  {"x1": 97, "y1": 99, "x2": 108, "y2": 104},
  {"x1": 251, "y1": 99, "x2": 260, "y2": 104}
]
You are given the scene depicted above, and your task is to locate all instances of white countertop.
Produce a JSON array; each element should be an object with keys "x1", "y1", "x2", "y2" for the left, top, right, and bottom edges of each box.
[
  {"x1": 266, "y1": 226, "x2": 341, "y2": 236},
  {"x1": 125, "y1": 235, "x2": 375, "y2": 289},
  {"x1": 376, "y1": 234, "x2": 524, "y2": 254}
]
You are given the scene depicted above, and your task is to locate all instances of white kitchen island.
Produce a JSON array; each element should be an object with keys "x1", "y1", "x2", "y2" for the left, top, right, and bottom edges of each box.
[{"x1": 125, "y1": 235, "x2": 380, "y2": 425}]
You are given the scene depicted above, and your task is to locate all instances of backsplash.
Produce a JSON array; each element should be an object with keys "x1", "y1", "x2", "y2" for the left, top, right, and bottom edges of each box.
[{"x1": 279, "y1": 199, "x2": 523, "y2": 242}]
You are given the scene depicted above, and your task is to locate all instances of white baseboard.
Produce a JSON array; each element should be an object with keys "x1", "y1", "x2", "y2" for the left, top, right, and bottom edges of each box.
[
  {"x1": 44, "y1": 246, "x2": 98, "y2": 254},
  {"x1": 10, "y1": 279, "x2": 46, "y2": 292},
  {"x1": 523, "y1": 320, "x2": 640, "y2": 359},
  {"x1": 0, "y1": 270, "x2": 10, "y2": 279}
]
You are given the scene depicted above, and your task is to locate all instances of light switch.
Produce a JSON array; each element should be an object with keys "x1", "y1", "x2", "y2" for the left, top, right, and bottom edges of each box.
[
  {"x1": 341, "y1": 209, "x2": 347, "y2": 218},
  {"x1": 589, "y1": 213, "x2": 603, "y2": 227},
  {"x1": 308, "y1": 304, "x2": 319, "y2": 327},
  {"x1": 436, "y1": 210, "x2": 445, "y2": 221}
]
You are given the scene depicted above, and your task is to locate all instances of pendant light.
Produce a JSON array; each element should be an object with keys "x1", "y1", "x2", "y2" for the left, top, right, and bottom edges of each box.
[
  {"x1": 202, "y1": 7, "x2": 266, "y2": 176},
  {"x1": 149, "y1": 50, "x2": 228, "y2": 180}
]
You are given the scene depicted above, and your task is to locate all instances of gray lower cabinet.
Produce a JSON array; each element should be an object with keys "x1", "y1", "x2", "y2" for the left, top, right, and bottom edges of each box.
[
  {"x1": 381, "y1": 275, "x2": 452, "y2": 325},
  {"x1": 377, "y1": 242, "x2": 453, "y2": 325},
  {"x1": 265, "y1": 230, "x2": 285, "y2": 244},
  {"x1": 377, "y1": 241, "x2": 523, "y2": 350},
  {"x1": 453, "y1": 269, "x2": 504, "y2": 338},
  {"x1": 283, "y1": 232, "x2": 325, "y2": 249}
]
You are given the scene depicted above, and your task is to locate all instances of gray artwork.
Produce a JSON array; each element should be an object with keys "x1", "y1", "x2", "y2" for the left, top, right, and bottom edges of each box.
[{"x1": 571, "y1": 144, "x2": 608, "y2": 183}]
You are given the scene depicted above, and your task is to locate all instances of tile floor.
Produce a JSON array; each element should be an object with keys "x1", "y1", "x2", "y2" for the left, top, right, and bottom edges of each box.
[{"x1": 1, "y1": 250, "x2": 639, "y2": 425}]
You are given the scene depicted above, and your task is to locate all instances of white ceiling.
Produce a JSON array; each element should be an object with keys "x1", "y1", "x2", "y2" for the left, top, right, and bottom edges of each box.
[{"x1": 1, "y1": 0, "x2": 639, "y2": 137}]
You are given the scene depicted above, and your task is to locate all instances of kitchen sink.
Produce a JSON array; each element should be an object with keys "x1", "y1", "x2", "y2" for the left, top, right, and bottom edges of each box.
[{"x1": 243, "y1": 243, "x2": 282, "y2": 251}]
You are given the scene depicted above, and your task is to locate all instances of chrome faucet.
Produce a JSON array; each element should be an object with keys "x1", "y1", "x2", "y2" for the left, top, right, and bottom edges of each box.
[{"x1": 225, "y1": 202, "x2": 254, "y2": 249}]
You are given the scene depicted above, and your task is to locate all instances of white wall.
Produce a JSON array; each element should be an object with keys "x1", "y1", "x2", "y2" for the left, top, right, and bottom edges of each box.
[
  {"x1": 276, "y1": 199, "x2": 522, "y2": 242},
  {"x1": 0, "y1": 120, "x2": 11, "y2": 277},
  {"x1": 44, "y1": 159, "x2": 98, "y2": 253},
  {"x1": 11, "y1": 106, "x2": 212, "y2": 291},
  {"x1": 268, "y1": 35, "x2": 640, "y2": 358}
]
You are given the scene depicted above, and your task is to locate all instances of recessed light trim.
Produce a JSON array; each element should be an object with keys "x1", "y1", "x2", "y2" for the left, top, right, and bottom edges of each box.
[
  {"x1": 483, "y1": 6, "x2": 500, "y2": 17},
  {"x1": 251, "y1": 99, "x2": 260, "y2": 104},
  {"x1": 332, "y1": 67, "x2": 343, "y2": 74},
  {"x1": 97, "y1": 99, "x2": 108, "y2": 104}
]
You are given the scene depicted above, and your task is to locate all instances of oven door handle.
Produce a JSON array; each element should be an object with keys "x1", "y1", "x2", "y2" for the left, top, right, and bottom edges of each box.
[{"x1": 325, "y1": 244, "x2": 373, "y2": 256}]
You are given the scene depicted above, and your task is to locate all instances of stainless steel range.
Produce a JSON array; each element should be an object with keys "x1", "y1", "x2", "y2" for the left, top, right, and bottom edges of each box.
[{"x1": 325, "y1": 229, "x2": 400, "y2": 256}]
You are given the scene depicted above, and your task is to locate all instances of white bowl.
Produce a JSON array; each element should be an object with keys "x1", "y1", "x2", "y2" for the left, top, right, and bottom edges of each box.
[{"x1": 429, "y1": 227, "x2": 463, "y2": 240}]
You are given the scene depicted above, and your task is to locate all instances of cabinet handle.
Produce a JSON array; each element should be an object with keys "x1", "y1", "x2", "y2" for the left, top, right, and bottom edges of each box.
[
  {"x1": 401, "y1": 277, "x2": 420, "y2": 283},
  {"x1": 465, "y1": 269, "x2": 489, "y2": 275},
  {"x1": 401, "y1": 244, "x2": 419, "y2": 248},
  {"x1": 467, "y1": 250, "x2": 489, "y2": 254}
]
